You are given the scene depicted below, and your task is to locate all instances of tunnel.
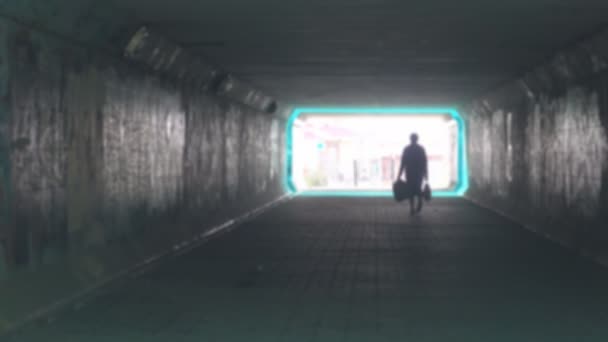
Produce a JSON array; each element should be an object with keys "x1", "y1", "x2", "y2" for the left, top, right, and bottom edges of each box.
[{"x1": 1, "y1": 1, "x2": 608, "y2": 340}]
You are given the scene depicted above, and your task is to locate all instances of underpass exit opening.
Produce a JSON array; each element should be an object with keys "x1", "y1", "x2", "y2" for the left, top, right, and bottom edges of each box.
[{"x1": 285, "y1": 108, "x2": 469, "y2": 197}]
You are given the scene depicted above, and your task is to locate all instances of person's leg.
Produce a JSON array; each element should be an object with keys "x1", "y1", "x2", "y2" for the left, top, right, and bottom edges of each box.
[
  {"x1": 416, "y1": 194, "x2": 423, "y2": 213},
  {"x1": 409, "y1": 197, "x2": 415, "y2": 215}
]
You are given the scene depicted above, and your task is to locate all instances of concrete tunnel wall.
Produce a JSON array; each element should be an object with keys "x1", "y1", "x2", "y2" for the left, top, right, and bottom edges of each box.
[
  {"x1": 464, "y1": 28, "x2": 608, "y2": 265},
  {"x1": 0, "y1": 16, "x2": 285, "y2": 331}
]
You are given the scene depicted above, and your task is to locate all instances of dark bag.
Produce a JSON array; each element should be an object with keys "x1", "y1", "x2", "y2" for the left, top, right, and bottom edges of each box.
[
  {"x1": 423, "y1": 183, "x2": 432, "y2": 202},
  {"x1": 393, "y1": 180, "x2": 412, "y2": 202}
]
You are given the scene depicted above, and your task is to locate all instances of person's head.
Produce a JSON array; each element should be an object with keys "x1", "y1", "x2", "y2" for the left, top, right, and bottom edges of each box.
[{"x1": 410, "y1": 133, "x2": 419, "y2": 144}]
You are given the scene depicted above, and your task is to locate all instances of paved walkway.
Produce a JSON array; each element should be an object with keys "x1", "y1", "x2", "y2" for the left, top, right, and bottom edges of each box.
[{"x1": 8, "y1": 198, "x2": 608, "y2": 341}]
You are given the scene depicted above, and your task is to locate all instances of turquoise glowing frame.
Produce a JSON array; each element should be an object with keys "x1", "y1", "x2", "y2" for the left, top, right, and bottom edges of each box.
[{"x1": 284, "y1": 107, "x2": 469, "y2": 197}]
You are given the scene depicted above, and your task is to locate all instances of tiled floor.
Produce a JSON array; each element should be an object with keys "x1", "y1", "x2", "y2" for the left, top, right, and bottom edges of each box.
[{"x1": 8, "y1": 198, "x2": 608, "y2": 341}]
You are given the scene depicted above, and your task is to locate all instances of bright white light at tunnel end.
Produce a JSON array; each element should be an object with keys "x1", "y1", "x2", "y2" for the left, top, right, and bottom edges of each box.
[{"x1": 284, "y1": 106, "x2": 469, "y2": 198}]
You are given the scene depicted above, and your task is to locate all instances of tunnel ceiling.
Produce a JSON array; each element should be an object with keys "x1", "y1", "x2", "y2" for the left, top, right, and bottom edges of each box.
[{"x1": 3, "y1": 0, "x2": 608, "y2": 106}]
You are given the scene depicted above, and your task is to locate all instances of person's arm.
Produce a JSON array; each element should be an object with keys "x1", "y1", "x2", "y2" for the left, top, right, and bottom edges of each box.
[
  {"x1": 422, "y1": 148, "x2": 428, "y2": 180},
  {"x1": 397, "y1": 150, "x2": 405, "y2": 181}
]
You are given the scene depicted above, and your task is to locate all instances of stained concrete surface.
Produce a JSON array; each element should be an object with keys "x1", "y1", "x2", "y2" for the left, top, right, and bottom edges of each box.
[
  {"x1": 7, "y1": 197, "x2": 608, "y2": 341},
  {"x1": 0, "y1": 17, "x2": 284, "y2": 331},
  {"x1": 2, "y1": 16, "x2": 284, "y2": 264},
  {"x1": 465, "y1": 30, "x2": 608, "y2": 265},
  {"x1": 3, "y1": 1, "x2": 608, "y2": 106}
]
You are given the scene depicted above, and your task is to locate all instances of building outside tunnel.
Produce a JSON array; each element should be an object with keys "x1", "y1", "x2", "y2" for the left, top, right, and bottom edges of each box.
[
  {"x1": 290, "y1": 111, "x2": 462, "y2": 194},
  {"x1": 0, "y1": 0, "x2": 608, "y2": 341}
]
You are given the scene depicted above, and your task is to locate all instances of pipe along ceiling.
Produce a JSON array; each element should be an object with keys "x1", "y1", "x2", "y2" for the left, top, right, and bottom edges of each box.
[{"x1": 124, "y1": 27, "x2": 278, "y2": 114}]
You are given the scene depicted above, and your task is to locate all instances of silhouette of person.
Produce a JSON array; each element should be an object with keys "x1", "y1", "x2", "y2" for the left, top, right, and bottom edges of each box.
[{"x1": 397, "y1": 133, "x2": 428, "y2": 215}]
